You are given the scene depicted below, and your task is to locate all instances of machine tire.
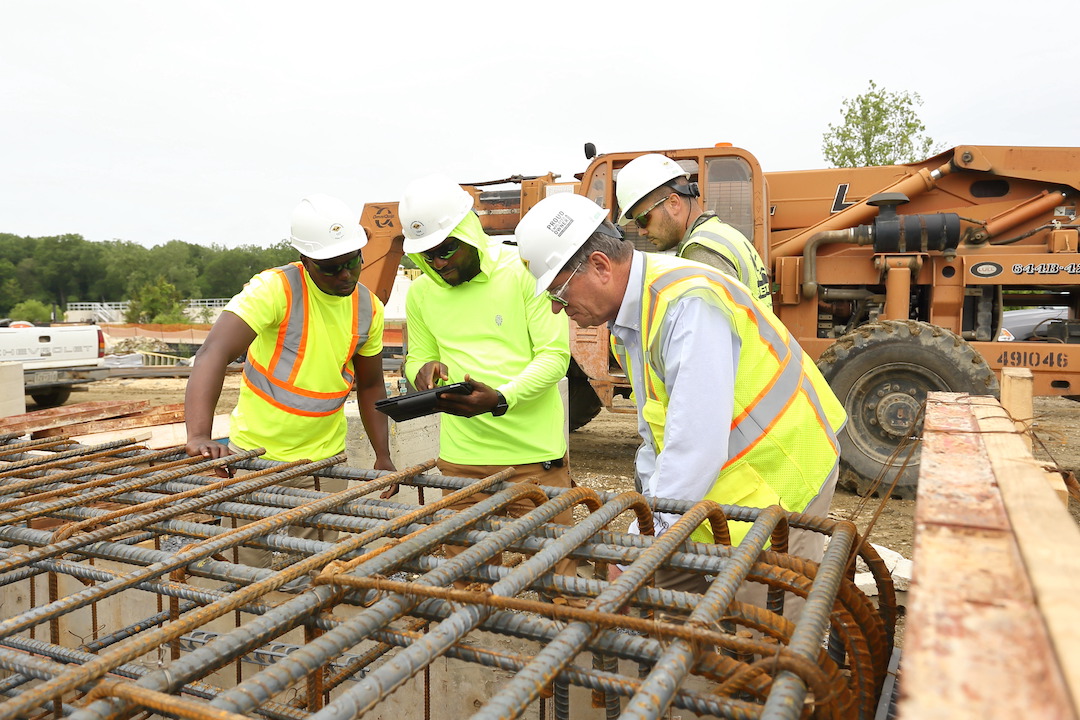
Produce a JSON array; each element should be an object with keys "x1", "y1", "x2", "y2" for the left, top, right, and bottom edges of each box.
[
  {"x1": 817, "y1": 320, "x2": 999, "y2": 499},
  {"x1": 567, "y1": 360, "x2": 602, "y2": 432},
  {"x1": 29, "y1": 386, "x2": 72, "y2": 408}
]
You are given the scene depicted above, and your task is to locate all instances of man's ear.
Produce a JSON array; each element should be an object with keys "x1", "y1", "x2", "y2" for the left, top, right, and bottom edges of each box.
[{"x1": 590, "y1": 250, "x2": 613, "y2": 281}]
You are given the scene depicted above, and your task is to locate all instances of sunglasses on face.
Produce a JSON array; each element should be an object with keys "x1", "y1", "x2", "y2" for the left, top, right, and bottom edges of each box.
[
  {"x1": 546, "y1": 262, "x2": 584, "y2": 307},
  {"x1": 633, "y1": 195, "x2": 670, "y2": 229},
  {"x1": 421, "y1": 237, "x2": 462, "y2": 263},
  {"x1": 312, "y1": 251, "x2": 363, "y2": 276}
]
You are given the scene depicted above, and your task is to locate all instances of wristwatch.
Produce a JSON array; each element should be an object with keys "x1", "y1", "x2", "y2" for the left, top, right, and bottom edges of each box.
[{"x1": 491, "y1": 391, "x2": 509, "y2": 417}]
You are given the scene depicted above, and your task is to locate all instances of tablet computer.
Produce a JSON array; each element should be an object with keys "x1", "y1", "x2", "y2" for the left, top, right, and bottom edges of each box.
[{"x1": 374, "y1": 381, "x2": 474, "y2": 422}]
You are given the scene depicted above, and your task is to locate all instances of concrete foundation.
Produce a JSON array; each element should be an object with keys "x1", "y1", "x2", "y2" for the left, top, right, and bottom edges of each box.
[{"x1": 0, "y1": 362, "x2": 26, "y2": 417}]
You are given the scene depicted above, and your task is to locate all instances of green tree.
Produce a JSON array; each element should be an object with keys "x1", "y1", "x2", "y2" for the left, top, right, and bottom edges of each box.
[
  {"x1": 125, "y1": 277, "x2": 186, "y2": 323},
  {"x1": 9, "y1": 299, "x2": 53, "y2": 323},
  {"x1": 0, "y1": 260, "x2": 19, "y2": 314},
  {"x1": 822, "y1": 80, "x2": 938, "y2": 168}
]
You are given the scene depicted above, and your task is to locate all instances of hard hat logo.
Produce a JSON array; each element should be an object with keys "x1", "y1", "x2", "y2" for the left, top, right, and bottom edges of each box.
[
  {"x1": 329, "y1": 224, "x2": 345, "y2": 239},
  {"x1": 547, "y1": 211, "x2": 574, "y2": 237},
  {"x1": 410, "y1": 221, "x2": 426, "y2": 237}
]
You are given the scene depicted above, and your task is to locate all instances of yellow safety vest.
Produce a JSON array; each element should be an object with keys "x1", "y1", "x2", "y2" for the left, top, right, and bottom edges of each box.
[
  {"x1": 613, "y1": 253, "x2": 845, "y2": 545},
  {"x1": 678, "y1": 214, "x2": 773, "y2": 309},
  {"x1": 242, "y1": 263, "x2": 372, "y2": 417}
]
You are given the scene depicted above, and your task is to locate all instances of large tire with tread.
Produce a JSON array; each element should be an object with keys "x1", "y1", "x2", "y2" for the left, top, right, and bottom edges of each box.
[
  {"x1": 30, "y1": 386, "x2": 72, "y2": 408},
  {"x1": 817, "y1": 320, "x2": 999, "y2": 499},
  {"x1": 567, "y1": 359, "x2": 602, "y2": 432}
]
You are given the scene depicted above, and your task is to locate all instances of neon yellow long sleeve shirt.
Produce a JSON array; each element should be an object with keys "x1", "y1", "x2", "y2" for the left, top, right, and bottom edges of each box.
[{"x1": 404, "y1": 216, "x2": 570, "y2": 465}]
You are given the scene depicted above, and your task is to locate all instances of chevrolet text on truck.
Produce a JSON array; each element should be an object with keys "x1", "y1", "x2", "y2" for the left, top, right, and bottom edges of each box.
[{"x1": 0, "y1": 321, "x2": 108, "y2": 407}]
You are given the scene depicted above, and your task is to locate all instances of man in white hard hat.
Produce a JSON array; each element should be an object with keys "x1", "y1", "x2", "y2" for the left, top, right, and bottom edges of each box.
[
  {"x1": 516, "y1": 192, "x2": 845, "y2": 600},
  {"x1": 185, "y1": 194, "x2": 395, "y2": 566},
  {"x1": 616, "y1": 153, "x2": 773, "y2": 309},
  {"x1": 395, "y1": 174, "x2": 579, "y2": 590}
]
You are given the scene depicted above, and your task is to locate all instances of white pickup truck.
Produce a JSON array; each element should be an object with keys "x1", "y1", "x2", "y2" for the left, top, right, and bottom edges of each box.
[{"x1": 0, "y1": 322, "x2": 109, "y2": 407}]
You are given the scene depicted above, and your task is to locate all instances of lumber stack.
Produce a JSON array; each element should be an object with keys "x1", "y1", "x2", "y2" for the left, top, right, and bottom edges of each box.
[
  {"x1": 900, "y1": 392, "x2": 1080, "y2": 720},
  {"x1": 0, "y1": 401, "x2": 228, "y2": 447}
]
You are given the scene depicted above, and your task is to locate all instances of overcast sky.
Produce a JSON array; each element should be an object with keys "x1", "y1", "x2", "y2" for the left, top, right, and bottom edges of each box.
[{"x1": 2, "y1": 1, "x2": 1074, "y2": 249}]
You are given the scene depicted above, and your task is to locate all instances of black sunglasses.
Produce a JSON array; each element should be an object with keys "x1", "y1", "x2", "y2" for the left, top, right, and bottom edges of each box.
[
  {"x1": 633, "y1": 194, "x2": 670, "y2": 230},
  {"x1": 421, "y1": 237, "x2": 462, "y2": 263},
  {"x1": 311, "y1": 250, "x2": 363, "y2": 276}
]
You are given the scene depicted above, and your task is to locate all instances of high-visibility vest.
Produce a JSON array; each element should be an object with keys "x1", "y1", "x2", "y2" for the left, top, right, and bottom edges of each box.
[
  {"x1": 613, "y1": 253, "x2": 845, "y2": 545},
  {"x1": 678, "y1": 213, "x2": 773, "y2": 309},
  {"x1": 242, "y1": 263, "x2": 373, "y2": 417}
]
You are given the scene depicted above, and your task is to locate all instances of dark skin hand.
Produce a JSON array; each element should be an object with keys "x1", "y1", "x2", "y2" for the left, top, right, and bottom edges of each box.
[
  {"x1": 413, "y1": 361, "x2": 502, "y2": 418},
  {"x1": 378, "y1": 362, "x2": 503, "y2": 500}
]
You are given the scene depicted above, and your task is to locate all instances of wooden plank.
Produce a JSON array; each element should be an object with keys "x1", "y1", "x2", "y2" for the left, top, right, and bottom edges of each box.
[
  {"x1": 0, "y1": 401, "x2": 150, "y2": 434},
  {"x1": 899, "y1": 393, "x2": 1079, "y2": 720},
  {"x1": 999, "y1": 368, "x2": 1068, "y2": 505},
  {"x1": 1000, "y1": 368, "x2": 1034, "y2": 449},
  {"x1": 30, "y1": 404, "x2": 186, "y2": 439},
  {"x1": 915, "y1": 394, "x2": 1009, "y2": 532},
  {"x1": 972, "y1": 396, "x2": 1080, "y2": 713},
  {"x1": 902, "y1": 525, "x2": 1075, "y2": 720},
  {"x1": 68, "y1": 414, "x2": 229, "y2": 450}
]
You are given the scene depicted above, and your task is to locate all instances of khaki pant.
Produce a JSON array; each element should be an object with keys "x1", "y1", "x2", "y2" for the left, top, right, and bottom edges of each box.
[
  {"x1": 227, "y1": 443, "x2": 348, "y2": 569},
  {"x1": 653, "y1": 467, "x2": 839, "y2": 624},
  {"x1": 437, "y1": 457, "x2": 578, "y2": 586}
]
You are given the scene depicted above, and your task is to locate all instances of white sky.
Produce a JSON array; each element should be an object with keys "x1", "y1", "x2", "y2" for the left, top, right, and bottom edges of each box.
[{"x1": 1, "y1": 0, "x2": 1073, "y2": 249}]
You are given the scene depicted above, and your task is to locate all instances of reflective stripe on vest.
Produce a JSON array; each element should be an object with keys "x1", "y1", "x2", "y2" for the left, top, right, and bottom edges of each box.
[
  {"x1": 679, "y1": 215, "x2": 772, "y2": 309},
  {"x1": 242, "y1": 263, "x2": 372, "y2": 417},
  {"x1": 613, "y1": 254, "x2": 845, "y2": 545}
]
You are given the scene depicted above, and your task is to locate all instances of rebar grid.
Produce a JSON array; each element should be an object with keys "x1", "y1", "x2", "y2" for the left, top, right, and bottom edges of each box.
[{"x1": 0, "y1": 437, "x2": 895, "y2": 720}]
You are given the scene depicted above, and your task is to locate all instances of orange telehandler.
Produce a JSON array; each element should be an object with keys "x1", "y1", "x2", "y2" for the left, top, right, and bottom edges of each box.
[{"x1": 358, "y1": 144, "x2": 1080, "y2": 497}]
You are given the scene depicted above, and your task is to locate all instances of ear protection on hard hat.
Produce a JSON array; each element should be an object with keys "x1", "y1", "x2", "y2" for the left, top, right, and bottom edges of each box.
[{"x1": 668, "y1": 180, "x2": 700, "y2": 198}]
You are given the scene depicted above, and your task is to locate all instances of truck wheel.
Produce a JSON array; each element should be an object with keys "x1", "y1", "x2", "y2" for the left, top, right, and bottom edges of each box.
[
  {"x1": 817, "y1": 320, "x2": 999, "y2": 499},
  {"x1": 567, "y1": 360, "x2": 602, "y2": 432},
  {"x1": 30, "y1": 387, "x2": 72, "y2": 408}
]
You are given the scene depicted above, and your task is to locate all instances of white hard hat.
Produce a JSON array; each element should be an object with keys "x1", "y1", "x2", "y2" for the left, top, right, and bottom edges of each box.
[
  {"x1": 516, "y1": 193, "x2": 608, "y2": 296},
  {"x1": 289, "y1": 194, "x2": 367, "y2": 260},
  {"x1": 399, "y1": 174, "x2": 475, "y2": 254},
  {"x1": 614, "y1": 154, "x2": 689, "y2": 226}
]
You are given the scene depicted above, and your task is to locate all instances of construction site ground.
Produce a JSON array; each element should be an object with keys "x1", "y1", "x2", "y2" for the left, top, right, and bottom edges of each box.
[{"x1": 57, "y1": 377, "x2": 1080, "y2": 560}]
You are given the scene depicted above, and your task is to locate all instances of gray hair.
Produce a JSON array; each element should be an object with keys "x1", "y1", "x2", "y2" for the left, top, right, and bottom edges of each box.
[{"x1": 564, "y1": 219, "x2": 630, "y2": 269}]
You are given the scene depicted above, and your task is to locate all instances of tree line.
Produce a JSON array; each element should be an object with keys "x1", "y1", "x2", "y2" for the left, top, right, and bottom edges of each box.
[{"x1": 0, "y1": 233, "x2": 297, "y2": 322}]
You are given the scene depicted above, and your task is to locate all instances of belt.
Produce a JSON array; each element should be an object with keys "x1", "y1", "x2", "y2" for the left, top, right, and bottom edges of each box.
[{"x1": 541, "y1": 458, "x2": 565, "y2": 471}]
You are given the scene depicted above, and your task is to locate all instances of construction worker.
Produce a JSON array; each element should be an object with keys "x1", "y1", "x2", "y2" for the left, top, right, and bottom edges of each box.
[
  {"x1": 515, "y1": 192, "x2": 846, "y2": 596},
  {"x1": 395, "y1": 173, "x2": 578, "y2": 587},
  {"x1": 616, "y1": 153, "x2": 773, "y2": 309},
  {"x1": 184, "y1": 194, "x2": 395, "y2": 566}
]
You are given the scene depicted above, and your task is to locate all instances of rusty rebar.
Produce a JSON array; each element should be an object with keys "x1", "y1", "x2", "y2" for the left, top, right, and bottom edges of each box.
[{"x1": 0, "y1": 438, "x2": 893, "y2": 720}]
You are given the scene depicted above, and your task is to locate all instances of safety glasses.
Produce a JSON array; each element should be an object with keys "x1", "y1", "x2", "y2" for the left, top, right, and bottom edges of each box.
[
  {"x1": 633, "y1": 195, "x2": 669, "y2": 229},
  {"x1": 546, "y1": 262, "x2": 584, "y2": 307},
  {"x1": 421, "y1": 237, "x2": 462, "y2": 263},
  {"x1": 311, "y1": 251, "x2": 363, "y2": 276}
]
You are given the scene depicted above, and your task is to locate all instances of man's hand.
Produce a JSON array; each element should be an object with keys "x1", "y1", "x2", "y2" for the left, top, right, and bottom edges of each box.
[
  {"x1": 435, "y1": 374, "x2": 501, "y2": 418},
  {"x1": 185, "y1": 435, "x2": 233, "y2": 460},
  {"x1": 413, "y1": 361, "x2": 449, "y2": 391},
  {"x1": 374, "y1": 455, "x2": 399, "y2": 498},
  {"x1": 185, "y1": 435, "x2": 234, "y2": 477}
]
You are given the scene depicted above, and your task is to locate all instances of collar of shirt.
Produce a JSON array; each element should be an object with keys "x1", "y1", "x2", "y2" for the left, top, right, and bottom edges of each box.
[
  {"x1": 681, "y1": 211, "x2": 716, "y2": 245},
  {"x1": 611, "y1": 250, "x2": 645, "y2": 337}
]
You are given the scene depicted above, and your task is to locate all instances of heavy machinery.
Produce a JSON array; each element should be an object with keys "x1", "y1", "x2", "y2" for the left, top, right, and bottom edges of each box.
[{"x1": 358, "y1": 145, "x2": 1080, "y2": 498}]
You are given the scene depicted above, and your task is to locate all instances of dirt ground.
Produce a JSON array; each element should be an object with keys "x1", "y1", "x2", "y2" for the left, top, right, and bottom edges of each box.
[{"x1": 61, "y1": 376, "x2": 1080, "y2": 564}]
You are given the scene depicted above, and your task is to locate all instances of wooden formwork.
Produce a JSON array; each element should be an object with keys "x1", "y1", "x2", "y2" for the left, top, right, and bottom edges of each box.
[{"x1": 899, "y1": 387, "x2": 1080, "y2": 719}]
